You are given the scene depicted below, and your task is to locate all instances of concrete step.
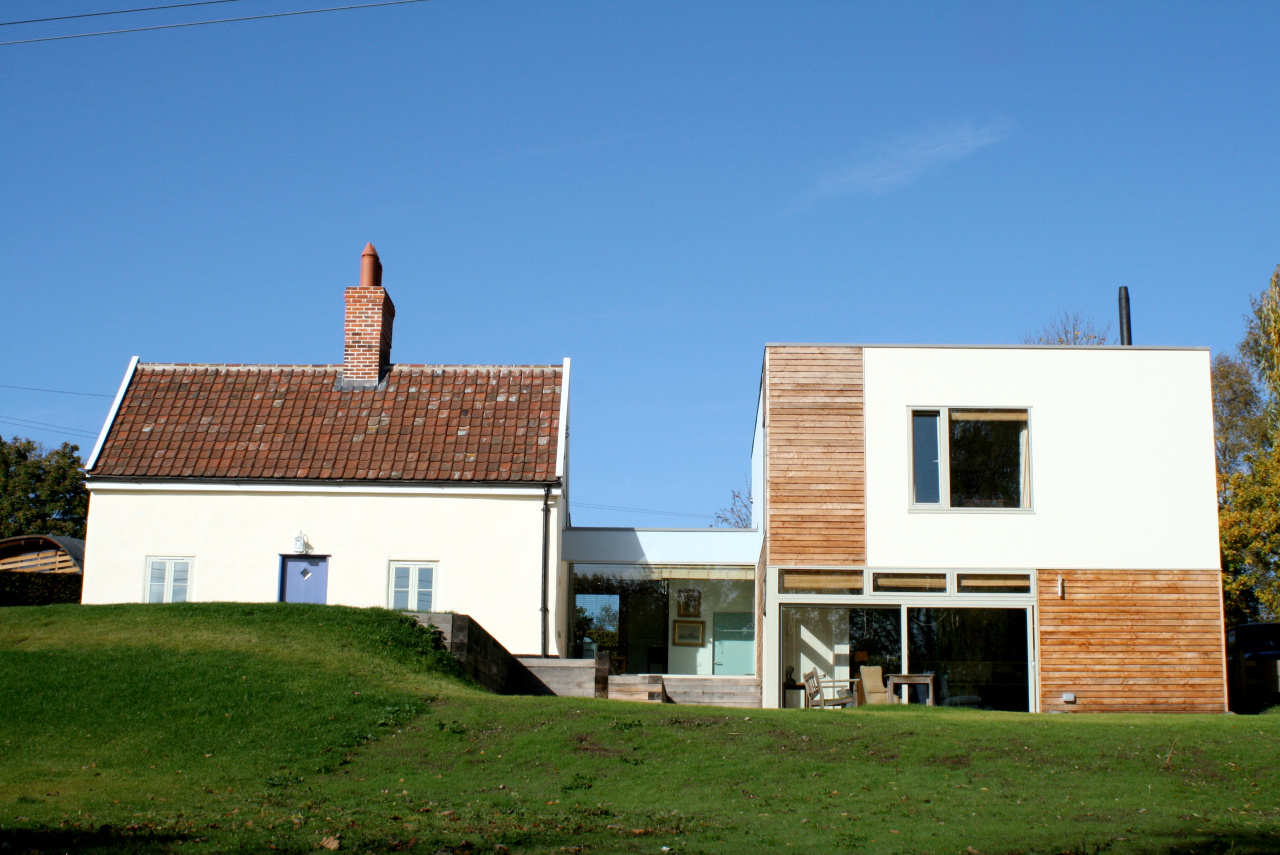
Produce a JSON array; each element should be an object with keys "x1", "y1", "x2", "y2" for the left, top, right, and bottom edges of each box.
[
  {"x1": 662, "y1": 676, "x2": 763, "y2": 708},
  {"x1": 516, "y1": 657, "x2": 609, "y2": 699},
  {"x1": 608, "y1": 675, "x2": 668, "y2": 703},
  {"x1": 662, "y1": 677, "x2": 762, "y2": 688}
]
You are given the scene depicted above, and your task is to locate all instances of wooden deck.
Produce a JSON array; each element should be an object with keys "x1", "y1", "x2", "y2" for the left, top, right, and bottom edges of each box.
[{"x1": 607, "y1": 675, "x2": 763, "y2": 707}]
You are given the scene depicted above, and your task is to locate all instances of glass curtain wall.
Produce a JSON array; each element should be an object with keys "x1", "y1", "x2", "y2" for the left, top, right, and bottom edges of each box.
[
  {"x1": 571, "y1": 564, "x2": 755, "y2": 676},
  {"x1": 781, "y1": 606, "x2": 900, "y2": 687},
  {"x1": 782, "y1": 605, "x2": 1030, "y2": 711},
  {"x1": 907, "y1": 608, "x2": 1029, "y2": 711}
]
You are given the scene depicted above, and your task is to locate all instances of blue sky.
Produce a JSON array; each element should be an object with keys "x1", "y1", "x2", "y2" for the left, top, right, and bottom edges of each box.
[{"x1": 2, "y1": 1, "x2": 1278, "y2": 526}]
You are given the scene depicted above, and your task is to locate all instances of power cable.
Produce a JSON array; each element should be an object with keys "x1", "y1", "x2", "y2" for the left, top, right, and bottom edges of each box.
[
  {"x1": 573, "y1": 502, "x2": 713, "y2": 520},
  {"x1": 0, "y1": 383, "x2": 114, "y2": 398},
  {"x1": 0, "y1": 0, "x2": 432, "y2": 46},
  {"x1": 0, "y1": 415, "x2": 99, "y2": 439},
  {"x1": 1, "y1": 0, "x2": 250, "y2": 27}
]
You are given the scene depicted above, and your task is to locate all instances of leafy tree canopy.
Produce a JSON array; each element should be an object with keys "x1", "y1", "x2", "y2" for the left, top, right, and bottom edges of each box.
[
  {"x1": 1211, "y1": 351, "x2": 1269, "y2": 483},
  {"x1": 0, "y1": 437, "x2": 88, "y2": 539},
  {"x1": 1217, "y1": 264, "x2": 1280, "y2": 625}
]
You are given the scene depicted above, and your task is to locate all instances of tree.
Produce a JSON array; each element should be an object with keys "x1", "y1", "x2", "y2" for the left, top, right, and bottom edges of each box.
[
  {"x1": 1020, "y1": 309, "x2": 1113, "y2": 346},
  {"x1": 1240, "y1": 264, "x2": 1280, "y2": 425},
  {"x1": 1211, "y1": 351, "x2": 1269, "y2": 483},
  {"x1": 714, "y1": 478, "x2": 753, "y2": 528},
  {"x1": 1219, "y1": 444, "x2": 1280, "y2": 625},
  {"x1": 0, "y1": 437, "x2": 88, "y2": 539},
  {"x1": 1217, "y1": 264, "x2": 1280, "y2": 624}
]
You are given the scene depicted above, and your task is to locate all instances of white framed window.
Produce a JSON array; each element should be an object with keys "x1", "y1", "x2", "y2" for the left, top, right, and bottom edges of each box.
[
  {"x1": 911, "y1": 408, "x2": 1031, "y2": 509},
  {"x1": 146, "y1": 556, "x2": 192, "y2": 603},
  {"x1": 389, "y1": 562, "x2": 435, "y2": 612}
]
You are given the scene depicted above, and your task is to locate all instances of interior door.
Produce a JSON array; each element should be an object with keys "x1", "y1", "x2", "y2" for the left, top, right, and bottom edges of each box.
[
  {"x1": 713, "y1": 612, "x2": 755, "y2": 675},
  {"x1": 281, "y1": 556, "x2": 328, "y2": 604}
]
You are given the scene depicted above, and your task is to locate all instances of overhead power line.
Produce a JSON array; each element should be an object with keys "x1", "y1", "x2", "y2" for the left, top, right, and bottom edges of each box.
[
  {"x1": 0, "y1": 383, "x2": 114, "y2": 398},
  {"x1": 0, "y1": 0, "x2": 432, "y2": 47},
  {"x1": 0, "y1": 415, "x2": 100, "y2": 439},
  {"x1": 574, "y1": 502, "x2": 713, "y2": 520},
  {"x1": 1, "y1": 0, "x2": 250, "y2": 27}
]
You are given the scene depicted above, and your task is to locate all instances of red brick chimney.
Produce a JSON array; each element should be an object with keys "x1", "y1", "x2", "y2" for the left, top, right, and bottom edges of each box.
[{"x1": 343, "y1": 242, "x2": 395, "y2": 387}]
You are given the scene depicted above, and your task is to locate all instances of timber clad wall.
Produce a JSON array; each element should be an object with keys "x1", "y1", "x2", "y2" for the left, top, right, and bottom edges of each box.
[
  {"x1": 0, "y1": 549, "x2": 79, "y2": 573},
  {"x1": 765, "y1": 346, "x2": 866, "y2": 567},
  {"x1": 1037, "y1": 568, "x2": 1227, "y2": 713}
]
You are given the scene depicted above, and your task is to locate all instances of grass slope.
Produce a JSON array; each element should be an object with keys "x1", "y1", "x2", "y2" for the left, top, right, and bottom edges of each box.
[{"x1": 1, "y1": 604, "x2": 1278, "y2": 855}]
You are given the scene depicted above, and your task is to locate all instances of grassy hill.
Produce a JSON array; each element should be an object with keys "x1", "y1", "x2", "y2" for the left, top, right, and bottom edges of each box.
[{"x1": 1, "y1": 604, "x2": 1278, "y2": 854}]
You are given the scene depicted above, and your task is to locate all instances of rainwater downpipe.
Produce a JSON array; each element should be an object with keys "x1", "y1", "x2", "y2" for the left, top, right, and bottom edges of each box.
[{"x1": 541, "y1": 484, "x2": 551, "y2": 658}]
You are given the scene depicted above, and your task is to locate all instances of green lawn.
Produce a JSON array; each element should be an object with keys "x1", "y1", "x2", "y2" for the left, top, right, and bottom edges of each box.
[{"x1": 1, "y1": 604, "x2": 1277, "y2": 854}]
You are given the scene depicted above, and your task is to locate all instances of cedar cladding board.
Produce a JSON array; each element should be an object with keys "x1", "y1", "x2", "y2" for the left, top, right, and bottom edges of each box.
[
  {"x1": 91, "y1": 363, "x2": 562, "y2": 482},
  {"x1": 765, "y1": 346, "x2": 866, "y2": 566},
  {"x1": 1037, "y1": 569, "x2": 1227, "y2": 713}
]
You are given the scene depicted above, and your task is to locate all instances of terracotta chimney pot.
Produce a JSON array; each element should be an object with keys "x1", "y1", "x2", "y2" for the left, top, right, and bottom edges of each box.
[{"x1": 343, "y1": 242, "x2": 395, "y2": 388}]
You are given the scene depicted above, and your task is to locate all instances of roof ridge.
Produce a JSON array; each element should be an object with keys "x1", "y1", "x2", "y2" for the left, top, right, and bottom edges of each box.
[{"x1": 138, "y1": 363, "x2": 564, "y2": 370}]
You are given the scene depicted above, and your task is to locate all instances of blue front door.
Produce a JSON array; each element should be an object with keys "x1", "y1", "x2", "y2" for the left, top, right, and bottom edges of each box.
[{"x1": 281, "y1": 556, "x2": 328, "y2": 604}]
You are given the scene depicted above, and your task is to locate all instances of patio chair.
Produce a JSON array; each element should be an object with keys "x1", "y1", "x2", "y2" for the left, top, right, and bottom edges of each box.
[
  {"x1": 858, "y1": 665, "x2": 890, "y2": 705},
  {"x1": 802, "y1": 669, "x2": 857, "y2": 709}
]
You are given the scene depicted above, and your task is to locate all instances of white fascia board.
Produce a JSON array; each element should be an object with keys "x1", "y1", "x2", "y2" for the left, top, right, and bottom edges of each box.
[
  {"x1": 555, "y1": 357, "x2": 570, "y2": 479},
  {"x1": 86, "y1": 480, "x2": 562, "y2": 498},
  {"x1": 766, "y1": 342, "x2": 1210, "y2": 352},
  {"x1": 563, "y1": 527, "x2": 761, "y2": 565},
  {"x1": 85, "y1": 356, "x2": 139, "y2": 471}
]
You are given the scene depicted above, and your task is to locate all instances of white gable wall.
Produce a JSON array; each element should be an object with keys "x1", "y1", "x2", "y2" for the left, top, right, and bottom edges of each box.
[
  {"x1": 862, "y1": 346, "x2": 1219, "y2": 571},
  {"x1": 82, "y1": 485, "x2": 565, "y2": 657}
]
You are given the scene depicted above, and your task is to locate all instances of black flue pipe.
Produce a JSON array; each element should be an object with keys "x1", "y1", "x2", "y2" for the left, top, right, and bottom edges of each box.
[{"x1": 1118, "y1": 286, "x2": 1132, "y2": 346}]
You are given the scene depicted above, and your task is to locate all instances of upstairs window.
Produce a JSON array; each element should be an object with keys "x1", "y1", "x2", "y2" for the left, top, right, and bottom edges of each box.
[
  {"x1": 912, "y1": 409, "x2": 1030, "y2": 509},
  {"x1": 389, "y1": 562, "x2": 434, "y2": 612},
  {"x1": 147, "y1": 557, "x2": 191, "y2": 603}
]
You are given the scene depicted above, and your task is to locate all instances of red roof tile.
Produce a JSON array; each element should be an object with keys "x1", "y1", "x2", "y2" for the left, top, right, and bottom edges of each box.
[{"x1": 90, "y1": 364, "x2": 563, "y2": 483}]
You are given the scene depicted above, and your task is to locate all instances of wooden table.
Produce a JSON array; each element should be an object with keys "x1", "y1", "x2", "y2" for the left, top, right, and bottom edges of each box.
[
  {"x1": 781, "y1": 681, "x2": 806, "y2": 709},
  {"x1": 886, "y1": 673, "x2": 936, "y2": 705}
]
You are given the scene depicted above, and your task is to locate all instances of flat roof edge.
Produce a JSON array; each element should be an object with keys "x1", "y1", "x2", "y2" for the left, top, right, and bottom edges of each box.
[
  {"x1": 764, "y1": 343, "x2": 1210, "y2": 352},
  {"x1": 567, "y1": 527, "x2": 757, "y2": 533}
]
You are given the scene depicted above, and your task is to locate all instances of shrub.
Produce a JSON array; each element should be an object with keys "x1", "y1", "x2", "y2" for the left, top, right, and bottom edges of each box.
[{"x1": 0, "y1": 569, "x2": 81, "y2": 607}]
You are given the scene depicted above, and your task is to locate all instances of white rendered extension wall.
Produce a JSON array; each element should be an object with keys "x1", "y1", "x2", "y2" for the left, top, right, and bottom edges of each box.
[
  {"x1": 861, "y1": 346, "x2": 1219, "y2": 571},
  {"x1": 82, "y1": 484, "x2": 566, "y2": 657},
  {"x1": 759, "y1": 344, "x2": 1220, "y2": 709}
]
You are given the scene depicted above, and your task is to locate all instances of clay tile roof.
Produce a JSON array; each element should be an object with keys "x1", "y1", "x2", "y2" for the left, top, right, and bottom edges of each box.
[{"x1": 90, "y1": 364, "x2": 563, "y2": 483}]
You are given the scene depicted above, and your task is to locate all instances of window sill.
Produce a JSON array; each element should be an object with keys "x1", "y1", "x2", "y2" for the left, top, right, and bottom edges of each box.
[{"x1": 908, "y1": 506, "x2": 1034, "y2": 514}]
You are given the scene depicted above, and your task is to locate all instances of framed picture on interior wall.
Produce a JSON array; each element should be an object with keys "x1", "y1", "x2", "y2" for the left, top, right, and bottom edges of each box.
[
  {"x1": 676, "y1": 588, "x2": 702, "y2": 618},
  {"x1": 672, "y1": 619, "x2": 705, "y2": 647}
]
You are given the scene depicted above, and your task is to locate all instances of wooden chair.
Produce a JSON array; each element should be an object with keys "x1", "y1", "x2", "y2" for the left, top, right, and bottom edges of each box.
[
  {"x1": 802, "y1": 669, "x2": 857, "y2": 709},
  {"x1": 859, "y1": 665, "x2": 890, "y2": 705}
]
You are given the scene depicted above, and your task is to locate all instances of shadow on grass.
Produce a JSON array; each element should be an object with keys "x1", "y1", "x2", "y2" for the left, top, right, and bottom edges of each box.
[
  {"x1": 0, "y1": 825, "x2": 190, "y2": 854},
  {"x1": 1144, "y1": 830, "x2": 1280, "y2": 855},
  {"x1": 1013, "y1": 829, "x2": 1280, "y2": 855}
]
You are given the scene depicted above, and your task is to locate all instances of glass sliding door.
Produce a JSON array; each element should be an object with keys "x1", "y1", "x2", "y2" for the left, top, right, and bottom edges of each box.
[
  {"x1": 781, "y1": 606, "x2": 901, "y2": 685},
  {"x1": 907, "y1": 608, "x2": 1029, "y2": 711},
  {"x1": 848, "y1": 607, "x2": 902, "y2": 675},
  {"x1": 573, "y1": 572, "x2": 667, "y2": 674},
  {"x1": 570, "y1": 564, "x2": 755, "y2": 676},
  {"x1": 781, "y1": 604, "x2": 1031, "y2": 711}
]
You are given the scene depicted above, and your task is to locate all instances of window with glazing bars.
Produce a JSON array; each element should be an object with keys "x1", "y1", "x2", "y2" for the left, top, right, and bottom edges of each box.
[
  {"x1": 146, "y1": 557, "x2": 191, "y2": 603},
  {"x1": 389, "y1": 562, "x2": 434, "y2": 612}
]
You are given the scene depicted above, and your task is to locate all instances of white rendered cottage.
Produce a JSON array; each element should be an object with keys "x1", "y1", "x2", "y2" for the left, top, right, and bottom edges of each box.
[{"x1": 81, "y1": 245, "x2": 572, "y2": 658}]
